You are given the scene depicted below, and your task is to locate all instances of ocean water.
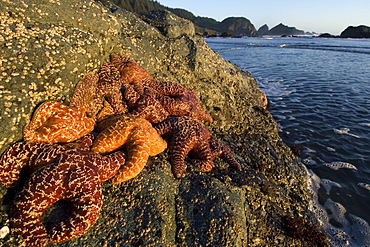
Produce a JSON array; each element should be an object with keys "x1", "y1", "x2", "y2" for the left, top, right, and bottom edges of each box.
[{"x1": 206, "y1": 37, "x2": 370, "y2": 246}]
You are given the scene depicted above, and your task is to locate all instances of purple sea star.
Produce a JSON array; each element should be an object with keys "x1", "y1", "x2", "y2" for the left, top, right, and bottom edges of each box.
[{"x1": 0, "y1": 135, "x2": 125, "y2": 246}]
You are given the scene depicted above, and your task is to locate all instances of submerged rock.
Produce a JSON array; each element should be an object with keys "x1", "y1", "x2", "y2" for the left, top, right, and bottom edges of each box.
[{"x1": 0, "y1": 0, "x2": 328, "y2": 246}]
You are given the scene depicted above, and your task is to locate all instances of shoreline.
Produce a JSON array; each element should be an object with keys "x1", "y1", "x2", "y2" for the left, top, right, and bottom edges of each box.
[{"x1": 0, "y1": 0, "x2": 329, "y2": 246}]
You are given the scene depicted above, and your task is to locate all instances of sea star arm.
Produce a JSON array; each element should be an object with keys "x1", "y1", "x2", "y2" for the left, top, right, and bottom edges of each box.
[
  {"x1": 153, "y1": 118, "x2": 173, "y2": 136},
  {"x1": 127, "y1": 88, "x2": 170, "y2": 123},
  {"x1": 155, "y1": 92, "x2": 191, "y2": 116},
  {"x1": 123, "y1": 84, "x2": 141, "y2": 106},
  {"x1": 144, "y1": 121, "x2": 168, "y2": 155},
  {"x1": 62, "y1": 133, "x2": 96, "y2": 151},
  {"x1": 98, "y1": 62, "x2": 128, "y2": 114},
  {"x1": 0, "y1": 142, "x2": 62, "y2": 187},
  {"x1": 98, "y1": 151, "x2": 126, "y2": 182},
  {"x1": 23, "y1": 101, "x2": 65, "y2": 139},
  {"x1": 69, "y1": 72, "x2": 99, "y2": 116},
  {"x1": 23, "y1": 101, "x2": 95, "y2": 143},
  {"x1": 168, "y1": 136, "x2": 196, "y2": 178},
  {"x1": 189, "y1": 140, "x2": 214, "y2": 172},
  {"x1": 91, "y1": 116, "x2": 136, "y2": 154},
  {"x1": 35, "y1": 110, "x2": 95, "y2": 143},
  {"x1": 109, "y1": 119, "x2": 166, "y2": 184},
  {"x1": 48, "y1": 167, "x2": 102, "y2": 244},
  {"x1": 209, "y1": 137, "x2": 242, "y2": 171},
  {"x1": 10, "y1": 164, "x2": 66, "y2": 246},
  {"x1": 142, "y1": 78, "x2": 189, "y2": 96},
  {"x1": 111, "y1": 137, "x2": 150, "y2": 184},
  {"x1": 110, "y1": 55, "x2": 151, "y2": 93},
  {"x1": 48, "y1": 187, "x2": 102, "y2": 244}
]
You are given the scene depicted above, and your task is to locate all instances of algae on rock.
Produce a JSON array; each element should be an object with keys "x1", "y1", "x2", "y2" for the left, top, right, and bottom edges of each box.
[{"x1": 0, "y1": 0, "x2": 328, "y2": 246}]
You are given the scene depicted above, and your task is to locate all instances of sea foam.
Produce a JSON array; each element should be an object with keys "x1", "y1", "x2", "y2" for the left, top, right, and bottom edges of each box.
[
  {"x1": 325, "y1": 162, "x2": 357, "y2": 171},
  {"x1": 308, "y1": 170, "x2": 370, "y2": 246}
]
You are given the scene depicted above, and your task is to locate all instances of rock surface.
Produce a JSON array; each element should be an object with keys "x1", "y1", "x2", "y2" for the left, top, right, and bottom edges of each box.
[{"x1": 0, "y1": 0, "x2": 328, "y2": 246}]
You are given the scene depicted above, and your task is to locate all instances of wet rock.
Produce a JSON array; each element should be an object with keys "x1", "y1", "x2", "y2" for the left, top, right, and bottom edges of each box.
[{"x1": 0, "y1": 0, "x2": 328, "y2": 246}]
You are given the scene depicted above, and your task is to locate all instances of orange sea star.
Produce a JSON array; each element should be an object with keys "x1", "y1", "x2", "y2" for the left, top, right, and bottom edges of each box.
[
  {"x1": 23, "y1": 101, "x2": 95, "y2": 144},
  {"x1": 91, "y1": 114, "x2": 167, "y2": 184},
  {"x1": 23, "y1": 72, "x2": 100, "y2": 144}
]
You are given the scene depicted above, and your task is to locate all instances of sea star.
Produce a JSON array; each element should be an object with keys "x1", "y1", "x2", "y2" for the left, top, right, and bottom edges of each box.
[
  {"x1": 141, "y1": 78, "x2": 213, "y2": 123},
  {"x1": 5, "y1": 135, "x2": 125, "y2": 246},
  {"x1": 23, "y1": 101, "x2": 95, "y2": 144},
  {"x1": 91, "y1": 114, "x2": 167, "y2": 184},
  {"x1": 154, "y1": 116, "x2": 240, "y2": 178},
  {"x1": 23, "y1": 72, "x2": 100, "y2": 144}
]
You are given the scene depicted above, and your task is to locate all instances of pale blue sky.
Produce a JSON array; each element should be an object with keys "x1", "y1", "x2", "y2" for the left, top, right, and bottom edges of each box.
[{"x1": 157, "y1": 0, "x2": 370, "y2": 35}]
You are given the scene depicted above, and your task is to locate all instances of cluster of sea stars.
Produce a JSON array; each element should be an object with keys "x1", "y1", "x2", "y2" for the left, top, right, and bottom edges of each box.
[{"x1": 0, "y1": 55, "x2": 241, "y2": 246}]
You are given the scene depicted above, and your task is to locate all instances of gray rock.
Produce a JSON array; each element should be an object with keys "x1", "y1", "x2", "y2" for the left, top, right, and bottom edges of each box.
[{"x1": 0, "y1": 0, "x2": 328, "y2": 246}]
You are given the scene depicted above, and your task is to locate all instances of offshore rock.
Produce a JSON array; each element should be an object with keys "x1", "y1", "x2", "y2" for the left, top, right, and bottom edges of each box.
[
  {"x1": 257, "y1": 24, "x2": 269, "y2": 36},
  {"x1": 219, "y1": 17, "x2": 257, "y2": 37},
  {"x1": 267, "y1": 23, "x2": 305, "y2": 36},
  {"x1": 340, "y1": 25, "x2": 370, "y2": 38},
  {"x1": 0, "y1": 0, "x2": 328, "y2": 246}
]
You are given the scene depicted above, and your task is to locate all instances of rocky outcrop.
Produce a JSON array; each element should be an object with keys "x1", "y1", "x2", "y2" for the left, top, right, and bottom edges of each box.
[
  {"x1": 318, "y1": 33, "x2": 339, "y2": 38},
  {"x1": 219, "y1": 17, "x2": 257, "y2": 36},
  {"x1": 257, "y1": 24, "x2": 269, "y2": 36},
  {"x1": 340, "y1": 25, "x2": 370, "y2": 38},
  {"x1": 156, "y1": 7, "x2": 257, "y2": 37},
  {"x1": 267, "y1": 23, "x2": 305, "y2": 36},
  {"x1": 0, "y1": 0, "x2": 328, "y2": 246}
]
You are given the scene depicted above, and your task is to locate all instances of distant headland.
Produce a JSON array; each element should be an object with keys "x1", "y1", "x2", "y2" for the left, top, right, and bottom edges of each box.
[{"x1": 108, "y1": 0, "x2": 369, "y2": 38}]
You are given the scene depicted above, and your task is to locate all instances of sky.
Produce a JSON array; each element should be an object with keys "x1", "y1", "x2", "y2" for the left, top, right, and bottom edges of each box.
[{"x1": 157, "y1": 0, "x2": 370, "y2": 35}]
